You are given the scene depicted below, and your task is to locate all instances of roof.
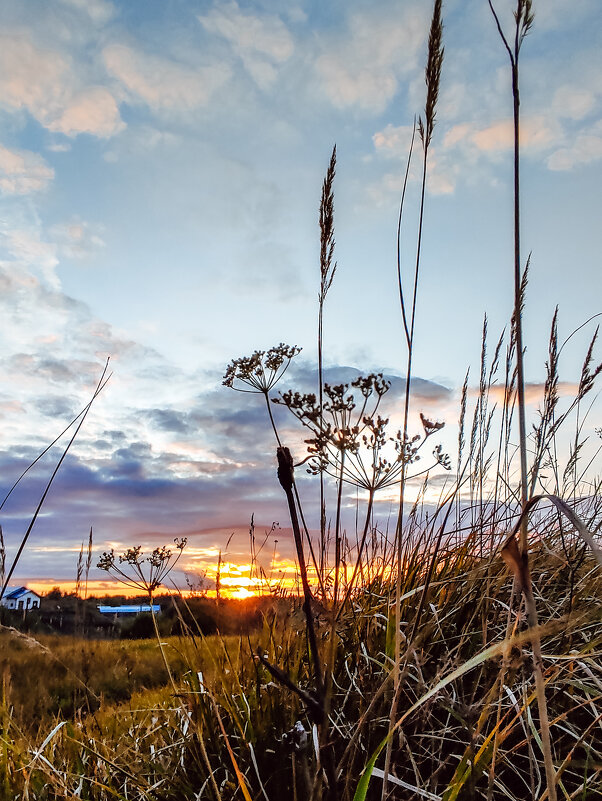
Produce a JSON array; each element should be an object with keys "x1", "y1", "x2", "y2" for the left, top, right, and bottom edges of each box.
[
  {"x1": 4, "y1": 586, "x2": 40, "y2": 600},
  {"x1": 97, "y1": 604, "x2": 161, "y2": 614}
]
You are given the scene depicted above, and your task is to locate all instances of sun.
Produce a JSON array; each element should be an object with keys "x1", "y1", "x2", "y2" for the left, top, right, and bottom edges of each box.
[{"x1": 229, "y1": 587, "x2": 257, "y2": 600}]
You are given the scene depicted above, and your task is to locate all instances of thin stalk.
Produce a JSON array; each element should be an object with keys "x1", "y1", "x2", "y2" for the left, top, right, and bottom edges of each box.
[
  {"x1": 149, "y1": 592, "x2": 176, "y2": 694},
  {"x1": 398, "y1": 121, "x2": 417, "y2": 349},
  {"x1": 385, "y1": 4, "x2": 443, "y2": 797},
  {"x1": 487, "y1": 0, "x2": 530, "y2": 553},
  {"x1": 276, "y1": 447, "x2": 323, "y2": 702},
  {"x1": 489, "y1": 6, "x2": 557, "y2": 800},
  {"x1": 335, "y1": 489, "x2": 375, "y2": 618},
  {"x1": 1, "y1": 359, "x2": 111, "y2": 600},
  {"x1": 264, "y1": 393, "x2": 283, "y2": 448},
  {"x1": 332, "y1": 453, "x2": 345, "y2": 610},
  {"x1": 319, "y1": 146, "x2": 337, "y2": 594},
  {"x1": 264, "y1": 391, "x2": 325, "y2": 595}
]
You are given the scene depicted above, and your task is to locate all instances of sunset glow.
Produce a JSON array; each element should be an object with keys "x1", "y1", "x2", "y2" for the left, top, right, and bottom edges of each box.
[{"x1": 24, "y1": 552, "x2": 302, "y2": 600}]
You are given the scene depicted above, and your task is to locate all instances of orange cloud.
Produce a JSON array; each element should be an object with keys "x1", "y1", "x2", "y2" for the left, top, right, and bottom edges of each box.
[
  {"x1": 470, "y1": 116, "x2": 560, "y2": 153},
  {"x1": 49, "y1": 87, "x2": 124, "y2": 138},
  {"x1": 474, "y1": 381, "x2": 579, "y2": 406}
]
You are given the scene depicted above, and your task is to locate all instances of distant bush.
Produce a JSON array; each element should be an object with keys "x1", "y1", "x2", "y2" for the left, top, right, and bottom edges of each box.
[{"x1": 120, "y1": 612, "x2": 156, "y2": 639}]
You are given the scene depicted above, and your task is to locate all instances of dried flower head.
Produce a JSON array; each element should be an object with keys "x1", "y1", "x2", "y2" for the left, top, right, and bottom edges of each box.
[
  {"x1": 277, "y1": 372, "x2": 451, "y2": 491},
  {"x1": 97, "y1": 538, "x2": 187, "y2": 595},
  {"x1": 420, "y1": 412, "x2": 445, "y2": 437},
  {"x1": 420, "y1": 0, "x2": 444, "y2": 148},
  {"x1": 223, "y1": 344, "x2": 301, "y2": 394}
]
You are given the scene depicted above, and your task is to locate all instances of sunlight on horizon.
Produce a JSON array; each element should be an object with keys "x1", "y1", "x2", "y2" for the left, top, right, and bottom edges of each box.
[{"x1": 24, "y1": 553, "x2": 301, "y2": 600}]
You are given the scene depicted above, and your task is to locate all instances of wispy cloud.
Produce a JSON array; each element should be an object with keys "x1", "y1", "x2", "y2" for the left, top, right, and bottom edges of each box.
[
  {"x1": 0, "y1": 145, "x2": 54, "y2": 195},
  {"x1": 58, "y1": 0, "x2": 115, "y2": 25},
  {"x1": 534, "y1": 0, "x2": 599, "y2": 31},
  {"x1": 547, "y1": 119, "x2": 602, "y2": 171},
  {"x1": 198, "y1": 1, "x2": 293, "y2": 90},
  {"x1": 313, "y1": 4, "x2": 428, "y2": 113},
  {"x1": 50, "y1": 219, "x2": 106, "y2": 260},
  {"x1": 103, "y1": 44, "x2": 230, "y2": 111},
  {"x1": 372, "y1": 101, "x2": 601, "y2": 196},
  {"x1": 0, "y1": 32, "x2": 123, "y2": 138},
  {"x1": 482, "y1": 382, "x2": 580, "y2": 406},
  {"x1": 1, "y1": 228, "x2": 59, "y2": 288}
]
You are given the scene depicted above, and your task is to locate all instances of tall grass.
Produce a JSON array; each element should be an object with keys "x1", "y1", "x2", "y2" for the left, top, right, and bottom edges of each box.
[{"x1": 2, "y1": 529, "x2": 601, "y2": 799}]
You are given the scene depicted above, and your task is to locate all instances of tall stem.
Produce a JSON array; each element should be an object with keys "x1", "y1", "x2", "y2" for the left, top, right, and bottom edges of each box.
[
  {"x1": 276, "y1": 447, "x2": 323, "y2": 700},
  {"x1": 385, "y1": 4, "x2": 443, "y2": 794},
  {"x1": 512, "y1": 57, "x2": 529, "y2": 554},
  {"x1": 264, "y1": 392, "x2": 283, "y2": 448},
  {"x1": 332, "y1": 454, "x2": 345, "y2": 609},
  {"x1": 149, "y1": 592, "x2": 176, "y2": 694},
  {"x1": 336, "y1": 489, "x2": 375, "y2": 618},
  {"x1": 264, "y1": 392, "x2": 324, "y2": 595},
  {"x1": 489, "y1": 5, "x2": 557, "y2": 800},
  {"x1": 318, "y1": 146, "x2": 337, "y2": 596}
]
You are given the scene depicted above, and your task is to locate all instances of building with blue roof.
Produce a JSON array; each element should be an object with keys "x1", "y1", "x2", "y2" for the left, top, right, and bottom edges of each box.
[
  {"x1": 0, "y1": 586, "x2": 41, "y2": 611},
  {"x1": 97, "y1": 604, "x2": 161, "y2": 616}
]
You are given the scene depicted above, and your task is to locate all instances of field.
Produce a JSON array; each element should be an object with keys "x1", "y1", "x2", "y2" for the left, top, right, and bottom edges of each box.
[
  {"x1": 1, "y1": 536, "x2": 601, "y2": 799},
  {"x1": 1, "y1": 2, "x2": 602, "y2": 799}
]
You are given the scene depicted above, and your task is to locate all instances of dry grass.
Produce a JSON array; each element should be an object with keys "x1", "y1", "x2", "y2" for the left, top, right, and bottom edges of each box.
[{"x1": 1, "y1": 531, "x2": 601, "y2": 799}]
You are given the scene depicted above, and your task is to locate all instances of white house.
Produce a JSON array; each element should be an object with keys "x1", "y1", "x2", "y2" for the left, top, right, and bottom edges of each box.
[{"x1": 0, "y1": 586, "x2": 41, "y2": 611}]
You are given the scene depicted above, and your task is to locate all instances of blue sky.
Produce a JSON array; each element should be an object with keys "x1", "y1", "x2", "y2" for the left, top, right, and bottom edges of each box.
[{"x1": 0, "y1": 0, "x2": 600, "y2": 594}]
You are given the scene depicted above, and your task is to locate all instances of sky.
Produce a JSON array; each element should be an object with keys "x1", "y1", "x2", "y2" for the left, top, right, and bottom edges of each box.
[{"x1": 0, "y1": 0, "x2": 600, "y2": 598}]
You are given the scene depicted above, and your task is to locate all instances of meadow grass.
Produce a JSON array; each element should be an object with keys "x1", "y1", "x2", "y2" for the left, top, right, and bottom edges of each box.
[{"x1": 1, "y1": 531, "x2": 601, "y2": 799}]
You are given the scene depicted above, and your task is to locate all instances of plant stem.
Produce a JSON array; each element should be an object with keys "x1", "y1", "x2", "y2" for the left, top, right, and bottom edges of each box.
[{"x1": 276, "y1": 446, "x2": 323, "y2": 703}]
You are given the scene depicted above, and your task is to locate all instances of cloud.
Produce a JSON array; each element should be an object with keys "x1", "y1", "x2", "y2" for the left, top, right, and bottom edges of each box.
[
  {"x1": 0, "y1": 33, "x2": 69, "y2": 121},
  {"x1": 46, "y1": 142, "x2": 72, "y2": 153},
  {"x1": 534, "y1": 0, "x2": 599, "y2": 31},
  {"x1": 314, "y1": 4, "x2": 428, "y2": 113},
  {"x1": 370, "y1": 27, "x2": 602, "y2": 196},
  {"x1": 58, "y1": 0, "x2": 115, "y2": 25},
  {"x1": 436, "y1": 114, "x2": 564, "y2": 157},
  {"x1": 477, "y1": 382, "x2": 580, "y2": 406},
  {"x1": 48, "y1": 86, "x2": 124, "y2": 138},
  {"x1": 198, "y1": 1, "x2": 293, "y2": 89},
  {"x1": 103, "y1": 43, "x2": 230, "y2": 111},
  {"x1": 426, "y1": 155, "x2": 455, "y2": 195},
  {"x1": 9, "y1": 354, "x2": 101, "y2": 386},
  {"x1": 51, "y1": 219, "x2": 106, "y2": 259},
  {"x1": 0, "y1": 32, "x2": 123, "y2": 139},
  {"x1": 2, "y1": 228, "x2": 59, "y2": 288},
  {"x1": 552, "y1": 85, "x2": 596, "y2": 121},
  {"x1": 446, "y1": 112, "x2": 602, "y2": 176},
  {"x1": 0, "y1": 144, "x2": 54, "y2": 195},
  {"x1": 0, "y1": 282, "x2": 458, "y2": 586},
  {"x1": 471, "y1": 116, "x2": 562, "y2": 153},
  {"x1": 35, "y1": 395, "x2": 78, "y2": 419},
  {"x1": 547, "y1": 120, "x2": 602, "y2": 171},
  {"x1": 0, "y1": 236, "x2": 147, "y2": 383},
  {"x1": 373, "y1": 102, "x2": 599, "y2": 199},
  {"x1": 372, "y1": 124, "x2": 415, "y2": 155},
  {"x1": 144, "y1": 408, "x2": 194, "y2": 436}
]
